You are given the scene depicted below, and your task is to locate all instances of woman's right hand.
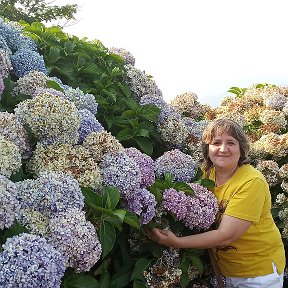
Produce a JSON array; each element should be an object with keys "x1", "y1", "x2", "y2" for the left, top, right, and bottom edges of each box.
[{"x1": 149, "y1": 228, "x2": 179, "y2": 248}]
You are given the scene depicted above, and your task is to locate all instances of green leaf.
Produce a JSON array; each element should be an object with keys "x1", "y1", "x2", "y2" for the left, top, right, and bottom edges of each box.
[
  {"x1": 64, "y1": 40, "x2": 76, "y2": 53},
  {"x1": 135, "y1": 137, "x2": 153, "y2": 155},
  {"x1": 179, "y1": 257, "x2": 190, "y2": 288},
  {"x1": 62, "y1": 272, "x2": 99, "y2": 288},
  {"x1": 117, "y1": 128, "x2": 134, "y2": 141},
  {"x1": 103, "y1": 186, "x2": 121, "y2": 210},
  {"x1": 80, "y1": 62, "x2": 103, "y2": 75},
  {"x1": 47, "y1": 46, "x2": 61, "y2": 63},
  {"x1": 46, "y1": 79, "x2": 64, "y2": 92},
  {"x1": 99, "y1": 271, "x2": 110, "y2": 288},
  {"x1": 110, "y1": 265, "x2": 132, "y2": 288},
  {"x1": 100, "y1": 220, "x2": 116, "y2": 258},
  {"x1": 123, "y1": 211, "x2": 140, "y2": 229},
  {"x1": 133, "y1": 280, "x2": 147, "y2": 288},
  {"x1": 200, "y1": 178, "x2": 215, "y2": 189},
  {"x1": 139, "y1": 104, "x2": 160, "y2": 123},
  {"x1": 125, "y1": 98, "x2": 139, "y2": 110},
  {"x1": 131, "y1": 258, "x2": 151, "y2": 281},
  {"x1": 0, "y1": 221, "x2": 28, "y2": 247},
  {"x1": 136, "y1": 128, "x2": 149, "y2": 137},
  {"x1": 81, "y1": 186, "x2": 102, "y2": 207},
  {"x1": 188, "y1": 255, "x2": 204, "y2": 274},
  {"x1": 172, "y1": 182, "x2": 195, "y2": 196}
]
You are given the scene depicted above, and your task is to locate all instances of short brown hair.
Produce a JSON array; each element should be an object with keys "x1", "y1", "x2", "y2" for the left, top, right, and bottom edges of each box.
[{"x1": 201, "y1": 118, "x2": 250, "y2": 172}]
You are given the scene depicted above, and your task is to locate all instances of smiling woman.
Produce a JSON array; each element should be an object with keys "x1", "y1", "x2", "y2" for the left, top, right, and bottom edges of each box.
[{"x1": 150, "y1": 118, "x2": 286, "y2": 288}]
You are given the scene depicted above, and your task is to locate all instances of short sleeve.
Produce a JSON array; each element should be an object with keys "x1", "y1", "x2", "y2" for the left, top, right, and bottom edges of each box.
[{"x1": 224, "y1": 177, "x2": 268, "y2": 222}]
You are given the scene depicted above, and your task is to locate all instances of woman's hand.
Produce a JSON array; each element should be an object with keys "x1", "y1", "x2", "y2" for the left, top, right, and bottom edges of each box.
[{"x1": 148, "y1": 228, "x2": 179, "y2": 248}]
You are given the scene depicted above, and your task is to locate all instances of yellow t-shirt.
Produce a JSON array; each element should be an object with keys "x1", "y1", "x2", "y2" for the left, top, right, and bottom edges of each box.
[{"x1": 208, "y1": 164, "x2": 285, "y2": 277}]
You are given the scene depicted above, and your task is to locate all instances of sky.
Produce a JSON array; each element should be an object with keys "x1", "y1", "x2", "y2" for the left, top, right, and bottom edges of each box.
[{"x1": 51, "y1": 0, "x2": 288, "y2": 107}]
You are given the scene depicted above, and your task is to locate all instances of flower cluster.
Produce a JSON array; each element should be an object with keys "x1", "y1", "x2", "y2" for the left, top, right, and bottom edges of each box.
[
  {"x1": 0, "y1": 49, "x2": 12, "y2": 78},
  {"x1": 123, "y1": 187, "x2": 157, "y2": 224},
  {"x1": 78, "y1": 109, "x2": 104, "y2": 143},
  {"x1": 83, "y1": 131, "x2": 124, "y2": 162},
  {"x1": 11, "y1": 49, "x2": 47, "y2": 78},
  {"x1": 28, "y1": 143, "x2": 102, "y2": 189},
  {"x1": 256, "y1": 160, "x2": 280, "y2": 187},
  {"x1": 0, "y1": 111, "x2": 31, "y2": 158},
  {"x1": 109, "y1": 47, "x2": 135, "y2": 66},
  {"x1": 144, "y1": 248, "x2": 182, "y2": 288},
  {"x1": 0, "y1": 233, "x2": 65, "y2": 288},
  {"x1": 12, "y1": 70, "x2": 48, "y2": 96},
  {"x1": 155, "y1": 149, "x2": 198, "y2": 182},
  {"x1": 14, "y1": 92, "x2": 81, "y2": 145},
  {"x1": 125, "y1": 147, "x2": 155, "y2": 187},
  {"x1": 47, "y1": 209, "x2": 102, "y2": 272},
  {"x1": 16, "y1": 171, "x2": 84, "y2": 218},
  {"x1": 124, "y1": 64, "x2": 162, "y2": 101},
  {"x1": 250, "y1": 133, "x2": 288, "y2": 160},
  {"x1": 0, "y1": 135, "x2": 22, "y2": 177},
  {"x1": 100, "y1": 151, "x2": 141, "y2": 198},
  {"x1": 170, "y1": 91, "x2": 206, "y2": 119},
  {"x1": 265, "y1": 93, "x2": 287, "y2": 110},
  {"x1": 162, "y1": 184, "x2": 218, "y2": 231},
  {"x1": 0, "y1": 175, "x2": 20, "y2": 229},
  {"x1": 62, "y1": 86, "x2": 98, "y2": 115}
]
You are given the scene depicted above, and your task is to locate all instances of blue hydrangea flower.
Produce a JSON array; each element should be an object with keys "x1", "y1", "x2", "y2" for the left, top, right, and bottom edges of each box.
[
  {"x1": 125, "y1": 147, "x2": 155, "y2": 187},
  {"x1": 100, "y1": 151, "x2": 141, "y2": 198},
  {"x1": 63, "y1": 87, "x2": 98, "y2": 115},
  {"x1": 16, "y1": 171, "x2": 84, "y2": 217},
  {"x1": 183, "y1": 117, "x2": 208, "y2": 140},
  {"x1": 0, "y1": 20, "x2": 21, "y2": 52},
  {"x1": 0, "y1": 35, "x2": 11, "y2": 54},
  {"x1": 11, "y1": 49, "x2": 48, "y2": 78},
  {"x1": 78, "y1": 109, "x2": 104, "y2": 143},
  {"x1": 48, "y1": 208, "x2": 102, "y2": 272},
  {"x1": 0, "y1": 175, "x2": 21, "y2": 229},
  {"x1": 155, "y1": 149, "x2": 198, "y2": 182},
  {"x1": 0, "y1": 233, "x2": 65, "y2": 288}
]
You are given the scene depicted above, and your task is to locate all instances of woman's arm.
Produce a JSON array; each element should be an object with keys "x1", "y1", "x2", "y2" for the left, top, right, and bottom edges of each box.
[{"x1": 150, "y1": 215, "x2": 251, "y2": 249}]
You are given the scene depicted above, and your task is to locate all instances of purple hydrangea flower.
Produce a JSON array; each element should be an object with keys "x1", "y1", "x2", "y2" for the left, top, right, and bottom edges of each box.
[
  {"x1": 162, "y1": 184, "x2": 218, "y2": 231},
  {"x1": 123, "y1": 187, "x2": 157, "y2": 224},
  {"x1": 16, "y1": 171, "x2": 84, "y2": 217},
  {"x1": 100, "y1": 151, "x2": 141, "y2": 198},
  {"x1": 78, "y1": 109, "x2": 104, "y2": 143},
  {"x1": 11, "y1": 49, "x2": 48, "y2": 78},
  {"x1": 0, "y1": 175, "x2": 21, "y2": 229},
  {"x1": 0, "y1": 76, "x2": 4, "y2": 97},
  {"x1": 48, "y1": 208, "x2": 102, "y2": 272},
  {"x1": 0, "y1": 233, "x2": 65, "y2": 288},
  {"x1": 125, "y1": 147, "x2": 155, "y2": 187},
  {"x1": 155, "y1": 149, "x2": 198, "y2": 182}
]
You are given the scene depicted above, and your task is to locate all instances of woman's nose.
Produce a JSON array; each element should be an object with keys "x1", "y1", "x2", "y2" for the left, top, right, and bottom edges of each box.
[{"x1": 219, "y1": 143, "x2": 228, "y2": 152}]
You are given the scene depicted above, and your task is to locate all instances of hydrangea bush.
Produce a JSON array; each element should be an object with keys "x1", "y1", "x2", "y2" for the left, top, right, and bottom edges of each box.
[{"x1": 0, "y1": 17, "x2": 287, "y2": 288}]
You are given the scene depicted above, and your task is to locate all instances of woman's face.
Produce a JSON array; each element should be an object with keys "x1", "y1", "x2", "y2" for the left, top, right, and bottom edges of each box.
[{"x1": 208, "y1": 131, "x2": 241, "y2": 171}]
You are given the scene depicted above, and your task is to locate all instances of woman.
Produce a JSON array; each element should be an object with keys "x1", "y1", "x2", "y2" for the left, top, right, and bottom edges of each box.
[{"x1": 150, "y1": 118, "x2": 285, "y2": 288}]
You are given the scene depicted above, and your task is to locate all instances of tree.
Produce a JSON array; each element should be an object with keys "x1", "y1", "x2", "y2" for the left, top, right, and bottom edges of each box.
[{"x1": 0, "y1": 0, "x2": 78, "y2": 24}]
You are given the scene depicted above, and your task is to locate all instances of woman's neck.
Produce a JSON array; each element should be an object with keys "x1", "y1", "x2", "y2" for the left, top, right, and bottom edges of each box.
[{"x1": 215, "y1": 165, "x2": 238, "y2": 186}]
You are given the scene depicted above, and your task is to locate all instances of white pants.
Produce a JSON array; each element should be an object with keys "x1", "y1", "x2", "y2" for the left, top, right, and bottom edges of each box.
[{"x1": 225, "y1": 262, "x2": 284, "y2": 288}]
